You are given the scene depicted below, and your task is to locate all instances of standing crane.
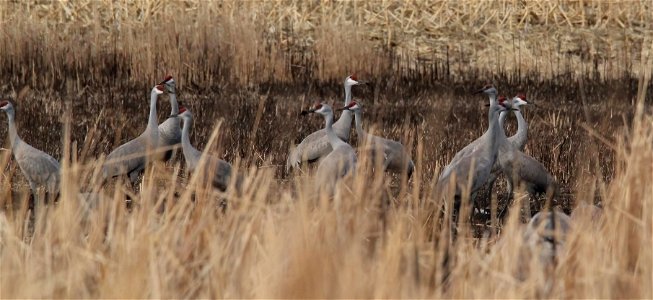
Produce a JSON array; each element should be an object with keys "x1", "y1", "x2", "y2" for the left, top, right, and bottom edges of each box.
[
  {"x1": 1, "y1": 100, "x2": 60, "y2": 204},
  {"x1": 435, "y1": 94, "x2": 509, "y2": 213},
  {"x1": 438, "y1": 84, "x2": 499, "y2": 181},
  {"x1": 157, "y1": 75, "x2": 182, "y2": 161},
  {"x1": 176, "y1": 106, "x2": 240, "y2": 192},
  {"x1": 340, "y1": 100, "x2": 414, "y2": 177},
  {"x1": 286, "y1": 74, "x2": 363, "y2": 171},
  {"x1": 101, "y1": 84, "x2": 164, "y2": 183},
  {"x1": 494, "y1": 95, "x2": 556, "y2": 197},
  {"x1": 301, "y1": 102, "x2": 357, "y2": 195}
]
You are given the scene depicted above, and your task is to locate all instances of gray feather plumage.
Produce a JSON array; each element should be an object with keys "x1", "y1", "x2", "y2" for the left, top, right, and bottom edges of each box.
[
  {"x1": 102, "y1": 86, "x2": 163, "y2": 183},
  {"x1": 286, "y1": 75, "x2": 362, "y2": 171},
  {"x1": 158, "y1": 79, "x2": 182, "y2": 161},
  {"x1": 179, "y1": 110, "x2": 239, "y2": 192},
  {"x1": 1, "y1": 101, "x2": 60, "y2": 197}
]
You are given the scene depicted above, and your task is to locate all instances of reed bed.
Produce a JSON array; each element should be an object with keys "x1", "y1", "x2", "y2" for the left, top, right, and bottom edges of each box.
[
  {"x1": 0, "y1": 0, "x2": 651, "y2": 87},
  {"x1": 0, "y1": 0, "x2": 652, "y2": 298}
]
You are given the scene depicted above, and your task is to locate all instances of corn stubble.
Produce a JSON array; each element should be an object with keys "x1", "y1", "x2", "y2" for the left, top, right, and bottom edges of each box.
[{"x1": 1, "y1": 0, "x2": 652, "y2": 298}]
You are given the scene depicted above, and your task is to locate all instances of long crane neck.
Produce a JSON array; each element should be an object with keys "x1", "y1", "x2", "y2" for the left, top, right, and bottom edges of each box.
[
  {"x1": 488, "y1": 93, "x2": 497, "y2": 106},
  {"x1": 335, "y1": 84, "x2": 354, "y2": 127},
  {"x1": 169, "y1": 92, "x2": 179, "y2": 115},
  {"x1": 513, "y1": 109, "x2": 528, "y2": 143},
  {"x1": 353, "y1": 110, "x2": 367, "y2": 140},
  {"x1": 5, "y1": 109, "x2": 22, "y2": 150},
  {"x1": 181, "y1": 116, "x2": 201, "y2": 163},
  {"x1": 485, "y1": 106, "x2": 503, "y2": 155},
  {"x1": 324, "y1": 111, "x2": 345, "y2": 148},
  {"x1": 499, "y1": 111, "x2": 507, "y2": 129},
  {"x1": 147, "y1": 90, "x2": 159, "y2": 131}
]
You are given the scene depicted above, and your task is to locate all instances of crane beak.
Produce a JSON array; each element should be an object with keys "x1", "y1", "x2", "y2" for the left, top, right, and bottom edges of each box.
[
  {"x1": 472, "y1": 88, "x2": 485, "y2": 95},
  {"x1": 300, "y1": 109, "x2": 314, "y2": 116},
  {"x1": 356, "y1": 81, "x2": 368, "y2": 85}
]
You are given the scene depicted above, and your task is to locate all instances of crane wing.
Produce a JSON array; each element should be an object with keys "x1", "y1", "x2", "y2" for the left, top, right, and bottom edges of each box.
[
  {"x1": 13, "y1": 143, "x2": 60, "y2": 191},
  {"x1": 287, "y1": 129, "x2": 333, "y2": 170},
  {"x1": 103, "y1": 135, "x2": 151, "y2": 178}
]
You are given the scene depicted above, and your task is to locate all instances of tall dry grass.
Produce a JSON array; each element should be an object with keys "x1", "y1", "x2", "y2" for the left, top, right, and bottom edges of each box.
[
  {"x1": 1, "y1": 0, "x2": 652, "y2": 298},
  {"x1": 0, "y1": 95, "x2": 651, "y2": 297},
  {"x1": 0, "y1": 0, "x2": 652, "y2": 88}
]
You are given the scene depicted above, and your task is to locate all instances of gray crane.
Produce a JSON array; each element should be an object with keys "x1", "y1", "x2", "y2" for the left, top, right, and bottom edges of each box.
[
  {"x1": 101, "y1": 84, "x2": 164, "y2": 183},
  {"x1": 1, "y1": 100, "x2": 60, "y2": 203},
  {"x1": 438, "y1": 84, "x2": 499, "y2": 181},
  {"x1": 522, "y1": 209, "x2": 572, "y2": 272},
  {"x1": 157, "y1": 75, "x2": 182, "y2": 161},
  {"x1": 340, "y1": 100, "x2": 414, "y2": 177},
  {"x1": 493, "y1": 95, "x2": 557, "y2": 202},
  {"x1": 286, "y1": 74, "x2": 363, "y2": 171},
  {"x1": 302, "y1": 102, "x2": 357, "y2": 195},
  {"x1": 176, "y1": 106, "x2": 240, "y2": 192},
  {"x1": 435, "y1": 94, "x2": 509, "y2": 212},
  {"x1": 499, "y1": 93, "x2": 529, "y2": 150}
]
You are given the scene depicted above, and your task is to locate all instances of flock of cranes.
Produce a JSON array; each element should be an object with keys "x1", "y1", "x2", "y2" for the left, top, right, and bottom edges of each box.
[{"x1": 1, "y1": 73, "x2": 561, "y2": 222}]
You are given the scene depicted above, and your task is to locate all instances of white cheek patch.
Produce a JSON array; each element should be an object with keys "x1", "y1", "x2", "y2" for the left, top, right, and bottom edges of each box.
[{"x1": 346, "y1": 78, "x2": 358, "y2": 86}]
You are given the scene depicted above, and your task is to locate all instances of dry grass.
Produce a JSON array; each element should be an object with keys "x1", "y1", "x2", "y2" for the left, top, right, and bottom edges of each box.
[
  {"x1": 1, "y1": 0, "x2": 653, "y2": 298},
  {"x1": 1, "y1": 0, "x2": 652, "y2": 87}
]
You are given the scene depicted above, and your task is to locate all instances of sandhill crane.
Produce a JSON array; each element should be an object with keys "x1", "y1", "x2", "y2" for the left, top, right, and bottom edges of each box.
[
  {"x1": 176, "y1": 106, "x2": 240, "y2": 192},
  {"x1": 0, "y1": 100, "x2": 60, "y2": 203},
  {"x1": 435, "y1": 95, "x2": 509, "y2": 211},
  {"x1": 438, "y1": 84, "x2": 498, "y2": 181},
  {"x1": 499, "y1": 93, "x2": 529, "y2": 150},
  {"x1": 302, "y1": 102, "x2": 357, "y2": 195},
  {"x1": 101, "y1": 84, "x2": 164, "y2": 183},
  {"x1": 340, "y1": 100, "x2": 414, "y2": 177},
  {"x1": 157, "y1": 75, "x2": 182, "y2": 161},
  {"x1": 495, "y1": 95, "x2": 556, "y2": 197},
  {"x1": 515, "y1": 209, "x2": 572, "y2": 291},
  {"x1": 522, "y1": 209, "x2": 572, "y2": 268},
  {"x1": 286, "y1": 74, "x2": 363, "y2": 171}
]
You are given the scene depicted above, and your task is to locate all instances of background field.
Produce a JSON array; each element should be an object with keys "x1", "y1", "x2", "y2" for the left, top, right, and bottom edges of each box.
[{"x1": 1, "y1": 1, "x2": 652, "y2": 298}]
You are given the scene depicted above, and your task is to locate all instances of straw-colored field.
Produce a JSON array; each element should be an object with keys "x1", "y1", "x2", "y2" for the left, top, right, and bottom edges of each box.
[{"x1": 1, "y1": 1, "x2": 652, "y2": 298}]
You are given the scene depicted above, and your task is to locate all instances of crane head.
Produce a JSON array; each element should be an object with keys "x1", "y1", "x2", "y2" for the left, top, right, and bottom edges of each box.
[
  {"x1": 473, "y1": 84, "x2": 497, "y2": 95},
  {"x1": 345, "y1": 74, "x2": 365, "y2": 86},
  {"x1": 159, "y1": 75, "x2": 174, "y2": 85},
  {"x1": 513, "y1": 93, "x2": 528, "y2": 107},
  {"x1": 0, "y1": 100, "x2": 13, "y2": 111},
  {"x1": 497, "y1": 96, "x2": 511, "y2": 111},
  {"x1": 159, "y1": 75, "x2": 176, "y2": 93},
  {"x1": 154, "y1": 85, "x2": 165, "y2": 95},
  {"x1": 170, "y1": 104, "x2": 190, "y2": 119},
  {"x1": 301, "y1": 102, "x2": 331, "y2": 116},
  {"x1": 339, "y1": 100, "x2": 361, "y2": 112}
]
